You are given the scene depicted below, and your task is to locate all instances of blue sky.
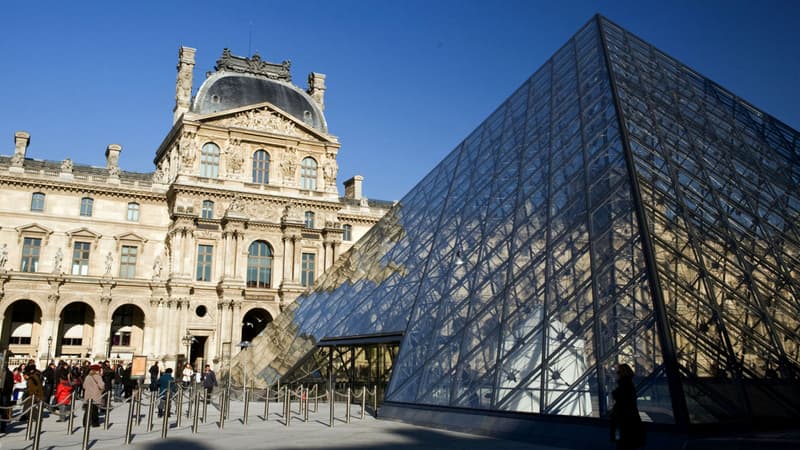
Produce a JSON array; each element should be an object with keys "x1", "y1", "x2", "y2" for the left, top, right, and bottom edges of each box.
[{"x1": 1, "y1": 0, "x2": 798, "y2": 202}]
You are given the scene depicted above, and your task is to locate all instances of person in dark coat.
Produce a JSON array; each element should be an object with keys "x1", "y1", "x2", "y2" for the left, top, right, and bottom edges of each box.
[
  {"x1": 42, "y1": 361, "x2": 56, "y2": 405},
  {"x1": 610, "y1": 363, "x2": 646, "y2": 450},
  {"x1": 1, "y1": 365, "x2": 13, "y2": 433},
  {"x1": 157, "y1": 368, "x2": 177, "y2": 417},
  {"x1": 149, "y1": 362, "x2": 160, "y2": 392},
  {"x1": 201, "y1": 365, "x2": 217, "y2": 400}
]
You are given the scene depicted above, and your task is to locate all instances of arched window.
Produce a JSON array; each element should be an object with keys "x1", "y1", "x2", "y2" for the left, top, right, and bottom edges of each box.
[
  {"x1": 80, "y1": 197, "x2": 94, "y2": 217},
  {"x1": 127, "y1": 202, "x2": 140, "y2": 221},
  {"x1": 342, "y1": 224, "x2": 352, "y2": 241},
  {"x1": 252, "y1": 150, "x2": 270, "y2": 184},
  {"x1": 202, "y1": 200, "x2": 214, "y2": 219},
  {"x1": 31, "y1": 192, "x2": 45, "y2": 211},
  {"x1": 200, "y1": 142, "x2": 220, "y2": 178},
  {"x1": 304, "y1": 211, "x2": 315, "y2": 228},
  {"x1": 300, "y1": 157, "x2": 317, "y2": 190},
  {"x1": 247, "y1": 241, "x2": 273, "y2": 288}
]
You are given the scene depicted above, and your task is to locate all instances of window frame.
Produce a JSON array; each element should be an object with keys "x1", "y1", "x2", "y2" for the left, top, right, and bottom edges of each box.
[
  {"x1": 119, "y1": 245, "x2": 138, "y2": 278},
  {"x1": 301, "y1": 252, "x2": 316, "y2": 287},
  {"x1": 300, "y1": 157, "x2": 318, "y2": 190},
  {"x1": 20, "y1": 237, "x2": 42, "y2": 273},
  {"x1": 71, "y1": 241, "x2": 91, "y2": 276},
  {"x1": 304, "y1": 211, "x2": 315, "y2": 229},
  {"x1": 196, "y1": 244, "x2": 214, "y2": 282},
  {"x1": 127, "y1": 202, "x2": 140, "y2": 222},
  {"x1": 252, "y1": 149, "x2": 270, "y2": 184},
  {"x1": 246, "y1": 240, "x2": 273, "y2": 288},
  {"x1": 30, "y1": 192, "x2": 45, "y2": 212},
  {"x1": 80, "y1": 197, "x2": 94, "y2": 217},
  {"x1": 200, "y1": 142, "x2": 220, "y2": 178},
  {"x1": 201, "y1": 200, "x2": 214, "y2": 219}
]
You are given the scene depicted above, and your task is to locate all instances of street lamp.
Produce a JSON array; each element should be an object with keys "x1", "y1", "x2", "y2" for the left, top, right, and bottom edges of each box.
[
  {"x1": 47, "y1": 336, "x2": 52, "y2": 362},
  {"x1": 182, "y1": 330, "x2": 193, "y2": 369},
  {"x1": 239, "y1": 341, "x2": 251, "y2": 389}
]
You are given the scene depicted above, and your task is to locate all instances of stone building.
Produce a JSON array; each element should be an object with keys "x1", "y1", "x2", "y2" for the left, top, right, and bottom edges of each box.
[{"x1": 0, "y1": 47, "x2": 391, "y2": 371}]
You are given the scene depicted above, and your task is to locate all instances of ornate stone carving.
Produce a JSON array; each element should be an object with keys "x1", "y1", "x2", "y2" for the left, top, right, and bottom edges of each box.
[
  {"x1": 61, "y1": 158, "x2": 73, "y2": 173},
  {"x1": 323, "y1": 159, "x2": 337, "y2": 186},
  {"x1": 216, "y1": 107, "x2": 314, "y2": 140},
  {"x1": 226, "y1": 194, "x2": 247, "y2": 215},
  {"x1": 215, "y1": 48, "x2": 292, "y2": 82},
  {"x1": 180, "y1": 131, "x2": 197, "y2": 167},
  {"x1": 152, "y1": 255, "x2": 162, "y2": 281},
  {"x1": 10, "y1": 152, "x2": 24, "y2": 167},
  {"x1": 280, "y1": 148, "x2": 298, "y2": 186},
  {"x1": 153, "y1": 164, "x2": 169, "y2": 184},
  {"x1": 108, "y1": 165, "x2": 120, "y2": 177},
  {"x1": 224, "y1": 137, "x2": 244, "y2": 177},
  {"x1": 53, "y1": 248, "x2": 63, "y2": 274},
  {"x1": 0, "y1": 243, "x2": 7, "y2": 270},
  {"x1": 105, "y1": 251, "x2": 114, "y2": 276}
]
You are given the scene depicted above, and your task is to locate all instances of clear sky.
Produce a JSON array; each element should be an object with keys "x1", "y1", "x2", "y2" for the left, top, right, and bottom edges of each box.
[{"x1": 1, "y1": 0, "x2": 798, "y2": 202}]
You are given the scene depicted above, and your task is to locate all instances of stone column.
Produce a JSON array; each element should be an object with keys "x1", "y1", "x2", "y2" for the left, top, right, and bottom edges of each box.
[
  {"x1": 142, "y1": 313, "x2": 155, "y2": 358},
  {"x1": 282, "y1": 236, "x2": 294, "y2": 284},
  {"x1": 171, "y1": 232, "x2": 183, "y2": 278},
  {"x1": 182, "y1": 230, "x2": 194, "y2": 279},
  {"x1": 94, "y1": 297, "x2": 112, "y2": 359},
  {"x1": 293, "y1": 236, "x2": 302, "y2": 282},
  {"x1": 222, "y1": 231, "x2": 233, "y2": 279},
  {"x1": 231, "y1": 301, "x2": 243, "y2": 349}
]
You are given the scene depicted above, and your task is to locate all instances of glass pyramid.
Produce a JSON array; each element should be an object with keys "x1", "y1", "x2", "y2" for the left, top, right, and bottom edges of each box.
[{"x1": 246, "y1": 15, "x2": 800, "y2": 426}]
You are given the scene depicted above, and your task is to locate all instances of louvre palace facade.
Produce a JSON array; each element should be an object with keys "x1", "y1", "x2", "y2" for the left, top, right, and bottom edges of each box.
[
  {"x1": 0, "y1": 47, "x2": 391, "y2": 370},
  {"x1": 232, "y1": 15, "x2": 799, "y2": 443}
]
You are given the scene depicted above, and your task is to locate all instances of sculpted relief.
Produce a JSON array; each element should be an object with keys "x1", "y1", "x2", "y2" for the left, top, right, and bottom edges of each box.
[
  {"x1": 216, "y1": 107, "x2": 315, "y2": 140},
  {"x1": 180, "y1": 131, "x2": 197, "y2": 168},
  {"x1": 224, "y1": 137, "x2": 244, "y2": 178}
]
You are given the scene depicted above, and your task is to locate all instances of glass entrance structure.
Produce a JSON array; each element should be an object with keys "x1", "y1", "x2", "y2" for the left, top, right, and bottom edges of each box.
[{"x1": 245, "y1": 15, "x2": 800, "y2": 432}]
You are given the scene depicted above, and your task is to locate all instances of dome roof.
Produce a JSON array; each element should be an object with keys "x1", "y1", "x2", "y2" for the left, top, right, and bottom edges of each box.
[{"x1": 192, "y1": 72, "x2": 327, "y2": 133}]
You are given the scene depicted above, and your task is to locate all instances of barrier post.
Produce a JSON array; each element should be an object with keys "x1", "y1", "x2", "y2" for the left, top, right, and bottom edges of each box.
[
  {"x1": 373, "y1": 386, "x2": 377, "y2": 417},
  {"x1": 81, "y1": 399, "x2": 92, "y2": 450},
  {"x1": 361, "y1": 386, "x2": 366, "y2": 420},
  {"x1": 346, "y1": 387, "x2": 351, "y2": 424},
  {"x1": 125, "y1": 395, "x2": 135, "y2": 445},
  {"x1": 329, "y1": 389, "x2": 334, "y2": 427},
  {"x1": 161, "y1": 383, "x2": 171, "y2": 439},
  {"x1": 67, "y1": 391, "x2": 77, "y2": 435},
  {"x1": 192, "y1": 387, "x2": 200, "y2": 433},
  {"x1": 104, "y1": 390, "x2": 112, "y2": 430},
  {"x1": 219, "y1": 390, "x2": 226, "y2": 429},
  {"x1": 243, "y1": 386, "x2": 249, "y2": 425},
  {"x1": 136, "y1": 385, "x2": 143, "y2": 426},
  {"x1": 24, "y1": 397, "x2": 34, "y2": 440},
  {"x1": 263, "y1": 386, "x2": 270, "y2": 421},
  {"x1": 201, "y1": 389, "x2": 208, "y2": 423},
  {"x1": 146, "y1": 392, "x2": 154, "y2": 432},
  {"x1": 32, "y1": 400, "x2": 44, "y2": 449},
  {"x1": 314, "y1": 384, "x2": 319, "y2": 413},
  {"x1": 176, "y1": 386, "x2": 184, "y2": 428}
]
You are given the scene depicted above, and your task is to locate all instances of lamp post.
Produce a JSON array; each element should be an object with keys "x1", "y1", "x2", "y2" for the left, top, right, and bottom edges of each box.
[
  {"x1": 238, "y1": 341, "x2": 250, "y2": 388},
  {"x1": 182, "y1": 330, "x2": 193, "y2": 369},
  {"x1": 47, "y1": 336, "x2": 52, "y2": 362}
]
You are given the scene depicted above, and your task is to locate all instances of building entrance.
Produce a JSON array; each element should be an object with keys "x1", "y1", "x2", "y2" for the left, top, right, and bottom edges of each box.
[{"x1": 280, "y1": 333, "x2": 401, "y2": 406}]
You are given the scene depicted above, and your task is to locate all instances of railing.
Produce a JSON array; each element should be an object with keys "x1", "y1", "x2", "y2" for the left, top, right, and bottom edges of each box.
[{"x1": 0, "y1": 379, "x2": 381, "y2": 449}]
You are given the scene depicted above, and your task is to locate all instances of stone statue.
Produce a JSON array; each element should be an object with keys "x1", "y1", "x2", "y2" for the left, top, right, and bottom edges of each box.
[
  {"x1": 152, "y1": 255, "x2": 162, "y2": 281},
  {"x1": 225, "y1": 138, "x2": 244, "y2": 175},
  {"x1": 323, "y1": 160, "x2": 337, "y2": 185},
  {"x1": 226, "y1": 194, "x2": 246, "y2": 214},
  {"x1": 61, "y1": 158, "x2": 73, "y2": 172},
  {"x1": 53, "y1": 248, "x2": 63, "y2": 274},
  {"x1": 105, "y1": 251, "x2": 114, "y2": 276},
  {"x1": 0, "y1": 243, "x2": 8, "y2": 269},
  {"x1": 180, "y1": 131, "x2": 196, "y2": 167},
  {"x1": 10, "y1": 152, "x2": 24, "y2": 166},
  {"x1": 108, "y1": 165, "x2": 120, "y2": 177}
]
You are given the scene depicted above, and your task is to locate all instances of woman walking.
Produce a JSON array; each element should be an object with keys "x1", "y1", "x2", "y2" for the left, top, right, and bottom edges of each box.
[{"x1": 610, "y1": 363, "x2": 646, "y2": 450}]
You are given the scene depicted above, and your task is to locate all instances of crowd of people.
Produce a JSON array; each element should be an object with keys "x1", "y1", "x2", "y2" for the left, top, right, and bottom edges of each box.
[{"x1": 0, "y1": 359, "x2": 218, "y2": 431}]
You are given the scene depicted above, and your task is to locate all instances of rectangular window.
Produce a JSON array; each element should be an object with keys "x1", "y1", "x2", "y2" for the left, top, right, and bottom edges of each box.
[
  {"x1": 80, "y1": 197, "x2": 94, "y2": 217},
  {"x1": 20, "y1": 237, "x2": 41, "y2": 272},
  {"x1": 111, "y1": 332, "x2": 131, "y2": 346},
  {"x1": 301, "y1": 252, "x2": 315, "y2": 287},
  {"x1": 10, "y1": 337, "x2": 32, "y2": 345},
  {"x1": 202, "y1": 200, "x2": 214, "y2": 219},
  {"x1": 342, "y1": 224, "x2": 352, "y2": 241},
  {"x1": 71, "y1": 242, "x2": 91, "y2": 275},
  {"x1": 127, "y1": 203, "x2": 140, "y2": 221},
  {"x1": 62, "y1": 338, "x2": 83, "y2": 346},
  {"x1": 196, "y1": 244, "x2": 213, "y2": 281},
  {"x1": 119, "y1": 245, "x2": 138, "y2": 278},
  {"x1": 31, "y1": 192, "x2": 45, "y2": 211}
]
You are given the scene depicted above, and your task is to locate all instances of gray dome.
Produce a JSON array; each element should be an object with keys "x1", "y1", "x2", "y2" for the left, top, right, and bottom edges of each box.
[{"x1": 192, "y1": 72, "x2": 327, "y2": 133}]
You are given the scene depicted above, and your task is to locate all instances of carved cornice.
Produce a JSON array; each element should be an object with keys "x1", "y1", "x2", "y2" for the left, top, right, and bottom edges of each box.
[
  {"x1": 0, "y1": 173, "x2": 165, "y2": 202},
  {"x1": 215, "y1": 49, "x2": 291, "y2": 82}
]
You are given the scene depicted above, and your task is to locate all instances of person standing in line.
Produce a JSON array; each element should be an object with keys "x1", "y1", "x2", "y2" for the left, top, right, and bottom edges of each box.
[
  {"x1": 157, "y1": 368, "x2": 177, "y2": 417},
  {"x1": 181, "y1": 363, "x2": 194, "y2": 388},
  {"x1": 54, "y1": 368, "x2": 74, "y2": 422},
  {"x1": 42, "y1": 361, "x2": 56, "y2": 406},
  {"x1": 82, "y1": 364, "x2": 104, "y2": 427},
  {"x1": 201, "y1": 365, "x2": 217, "y2": 401},
  {"x1": 149, "y1": 361, "x2": 160, "y2": 392},
  {"x1": 610, "y1": 363, "x2": 646, "y2": 450},
  {"x1": 1, "y1": 364, "x2": 13, "y2": 433}
]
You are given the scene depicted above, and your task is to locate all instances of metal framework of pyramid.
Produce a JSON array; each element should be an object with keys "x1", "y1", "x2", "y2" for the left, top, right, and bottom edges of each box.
[{"x1": 246, "y1": 15, "x2": 800, "y2": 426}]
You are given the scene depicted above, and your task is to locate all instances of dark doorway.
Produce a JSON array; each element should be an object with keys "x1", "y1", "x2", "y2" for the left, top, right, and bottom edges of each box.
[
  {"x1": 190, "y1": 336, "x2": 207, "y2": 370},
  {"x1": 241, "y1": 308, "x2": 272, "y2": 342}
]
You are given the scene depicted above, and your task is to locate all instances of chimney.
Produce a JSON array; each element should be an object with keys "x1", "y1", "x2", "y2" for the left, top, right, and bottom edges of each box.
[
  {"x1": 307, "y1": 72, "x2": 326, "y2": 111},
  {"x1": 106, "y1": 144, "x2": 122, "y2": 178},
  {"x1": 11, "y1": 131, "x2": 30, "y2": 167},
  {"x1": 343, "y1": 175, "x2": 364, "y2": 200},
  {"x1": 173, "y1": 46, "x2": 196, "y2": 124}
]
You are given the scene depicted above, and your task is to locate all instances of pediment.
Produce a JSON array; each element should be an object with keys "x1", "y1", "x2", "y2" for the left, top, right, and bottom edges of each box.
[
  {"x1": 114, "y1": 232, "x2": 147, "y2": 244},
  {"x1": 196, "y1": 102, "x2": 334, "y2": 143},
  {"x1": 16, "y1": 223, "x2": 53, "y2": 235},
  {"x1": 66, "y1": 227, "x2": 101, "y2": 242}
]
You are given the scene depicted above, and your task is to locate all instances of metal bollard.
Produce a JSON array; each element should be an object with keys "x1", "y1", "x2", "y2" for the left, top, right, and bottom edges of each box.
[
  {"x1": 346, "y1": 387, "x2": 351, "y2": 424},
  {"x1": 32, "y1": 400, "x2": 44, "y2": 449},
  {"x1": 82, "y1": 399, "x2": 93, "y2": 450},
  {"x1": 328, "y1": 390, "x2": 334, "y2": 428},
  {"x1": 284, "y1": 387, "x2": 291, "y2": 426},
  {"x1": 361, "y1": 386, "x2": 366, "y2": 420},
  {"x1": 24, "y1": 397, "x2": 34, "y2": 440},
  {"x1": 68, "y1": 391, "x2": 77, "y2": 435},
  {"x1": 104, "y1": 391, "x2": 112, "y2": 431},
  {"x1": 136, "y1": 385, "x2": 143, "y2": 426},
  {"x1": 176, "y1": 387, "x2": 184, "y2": 428},
  {"x1": 243, "y1": 387, "x2": 249, "y2": 425},
  {"x1": 224, "y1": 382, "x2": 231, "y2": 420},
  {"x1": 202, "y1": 389, "x2": 208, "y2": 423},
  {"x1": 373, "y1": 385, "x2": 377, "y2": 417},
  {"x1": 314, "y1": 384, "x2": 319, "y2": 413},
  {"x1": 146, "y1": 393, "x2": 154, "y2": 432},
  {"x1": 161, "y1": 384, "x2": 171, "y2": 439},
  {"x1": 192, "y1": 388, "x2": 200, "y2": 433},
  {"x1": 263, "y1": 386, "x2": 270, "y2": 421},
  {"x1": 125, "y1": 394, "x2": 135, "y2": 445},
  {"x1": 219, "y1": 390, "x2": 226, "y2": 429}
]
